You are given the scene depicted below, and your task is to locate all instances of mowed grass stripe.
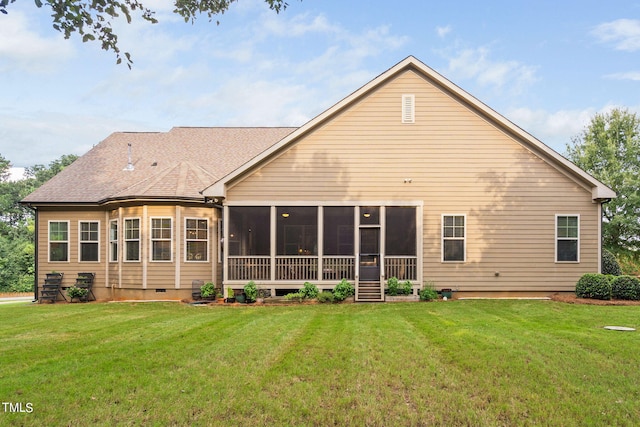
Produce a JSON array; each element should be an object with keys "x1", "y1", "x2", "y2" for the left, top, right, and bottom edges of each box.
[{"x1": 1, "y1": 301, "x2": 640, "y2": 426}]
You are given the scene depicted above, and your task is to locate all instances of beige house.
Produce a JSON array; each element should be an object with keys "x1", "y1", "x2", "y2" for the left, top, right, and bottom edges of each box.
[{"x1": 23, "y1": 56, "x2": 615, "y2": 301}]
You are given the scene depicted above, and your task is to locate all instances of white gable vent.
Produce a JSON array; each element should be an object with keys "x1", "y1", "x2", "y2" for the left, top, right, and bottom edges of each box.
[{"x1": 402, "y1": 94, "x2": 415, "y2": 124}]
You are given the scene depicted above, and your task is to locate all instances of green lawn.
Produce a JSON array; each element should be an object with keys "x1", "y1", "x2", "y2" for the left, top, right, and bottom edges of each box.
[{"x1": 1, "y1": 300, "x2": 639, "y2": 426}]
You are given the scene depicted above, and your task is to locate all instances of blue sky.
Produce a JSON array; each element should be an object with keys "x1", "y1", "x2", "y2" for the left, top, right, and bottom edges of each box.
[{"x1": 1, "y1": 0, "x2": 639, "y2": 175}]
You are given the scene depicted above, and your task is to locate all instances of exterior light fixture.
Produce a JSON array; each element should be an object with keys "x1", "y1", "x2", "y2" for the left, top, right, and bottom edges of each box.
[
  {"x1": 281, "y1": 213, "x2": 290, "y2": 218},
  {"x1": 363, "y1": 213, "x2": 371, "y2": 218}
]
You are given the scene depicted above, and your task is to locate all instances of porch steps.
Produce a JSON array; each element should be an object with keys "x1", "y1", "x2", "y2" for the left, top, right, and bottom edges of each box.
[{"x1": 357, "y1": 281, "x2": 383, "y2": 302}]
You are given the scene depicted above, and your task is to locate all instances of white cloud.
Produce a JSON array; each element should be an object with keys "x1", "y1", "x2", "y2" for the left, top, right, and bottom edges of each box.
[
  {"x1": 592, "y1": 19, "x2": 640, "y2": 51},
  {"x1": 436, "y1": 25, "x2": 452, "y2": 38},
  {"x1": 444, "y1": 47, "x2": 538, "y2": 95},
  {"x1": 605, "y1": 71, "x2": 640, "y2": 81},
  {"x1": 0, "y1": 10, "x2": 74, "y2": 72}
]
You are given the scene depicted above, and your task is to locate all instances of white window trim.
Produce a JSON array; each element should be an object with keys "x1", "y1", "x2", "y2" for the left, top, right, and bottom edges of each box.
[
  {"x1": 441, "y1": 214, "x2": 466, "y2": 263},
  {"x1": 48, "y1": 220, "x2": 70, "y2": 263},
  {"x1": 555, "y1": 214, "x2": 580, "y2": 263},
  {"x1": 402, "y1": 94, "x2": 415, "y2": 124},
  {"x1": 78, "y1": 220, "x2": 100, "y2": 263},
  {"x1": 124, "y1": 217, "x2": 141, "y2": 263},
  {"x1": 109, "y1": 219, "x2": 118, "y2": 263},
  {"x1": 150, "y1": 217, "x2": 173, "y2": 262},
  {"x1": 184, "y1": 217, "x2": 209, "y2": 263}
]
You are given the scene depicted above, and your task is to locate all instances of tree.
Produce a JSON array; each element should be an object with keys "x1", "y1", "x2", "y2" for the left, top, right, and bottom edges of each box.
[
  {"x1": 0, "y1": 0, "x2": 294, "y2": 67},
  {"x1": 565, "y1": 108, "x2": 640, "y2": 252}
]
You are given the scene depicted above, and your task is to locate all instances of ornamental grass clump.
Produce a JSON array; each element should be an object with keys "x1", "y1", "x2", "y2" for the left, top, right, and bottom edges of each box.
[{"x1": 575, "y1": 273, "x2": 611, "y2": 300}]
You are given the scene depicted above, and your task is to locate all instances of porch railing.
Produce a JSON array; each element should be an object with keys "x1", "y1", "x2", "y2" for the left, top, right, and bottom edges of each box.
[
  {"x1": 322, "y1": 256, "x2": 355, "y2": 281},
  {"x1": 276, "y1": 256, "x2": 318, "y2": 281},
  {"x1": 228, "y1": 256, "x2": 270, "y2": 281},
  {"x1": 384, "y1": 256, "x2": 417, "y2": 281}
]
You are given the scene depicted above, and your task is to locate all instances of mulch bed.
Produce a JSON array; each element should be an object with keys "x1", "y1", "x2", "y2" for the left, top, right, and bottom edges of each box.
[{"x1": 550, "y1": 293, "x2": 640, "y2": 306}]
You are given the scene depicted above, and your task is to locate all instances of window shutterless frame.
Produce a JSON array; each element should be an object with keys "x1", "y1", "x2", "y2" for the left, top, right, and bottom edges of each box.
[
  {"x1": 48, "y1": 220, "x2": 70, "y2": 262},
  {"x1": 555, "y1": 214, "x2": 580, "y2": 263},
  {"x1": 185, "y1": 218, "x2": 208, "y2": 262},
  {"x1": 109, "y1": 219, "x2": 118, "y2": 262},
  {"x1": 78, "y1": 220, "x2": 100, "y2": 262},
  {"x1": 150, "y1": 217, "x2": 172, "y2": 262},
  {"x1": 123, "y1": 218, "x2": 141, "y2": 262},
  {"x1": 441, "y1": 214, "x2": 466, "y2": 262}
]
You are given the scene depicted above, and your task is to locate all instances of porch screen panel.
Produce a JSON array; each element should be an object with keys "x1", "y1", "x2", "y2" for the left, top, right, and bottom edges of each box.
[
  {"x1": 228, "y1": 207, "x2": 270, "y2": 256},
  {"x1": 323, "y1": 207, "x2": 354, "y2": 255},
  {"x1": 277, "y1": 207, "x2": 317, "y2": 256},
  {"x1": 385, "y1": 207, "x2": 416, "y2": 255}
]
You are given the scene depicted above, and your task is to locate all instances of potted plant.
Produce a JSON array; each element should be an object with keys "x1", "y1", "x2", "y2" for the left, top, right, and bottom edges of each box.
[
  {"x1": 244, "y1": 281, "x2": 258, "y2": 303},
  {"x1": 67, "y1": 286, "x2": 89, "y2": 302},
  {"x1": 200, "y1": 282, "x2": 216, "y2": 301},
  {"x1": 225, "y1": 287, "x2": 235, "y2": 303},
  {"x1": 216, "y1": 289, "x2": 225, "y2": 303}
]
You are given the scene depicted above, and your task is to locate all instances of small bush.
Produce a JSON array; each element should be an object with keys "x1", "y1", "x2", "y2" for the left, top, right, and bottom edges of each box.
[
  {"x1": 300, "y1": 282, "x2": 319, "y2": 299},
  {"x1": 244, "y1": 281, "x2": 258, "y2": 302},
  {"x1": 284, "y1": 292, "x2": 304, "y2": 302},
  {"x1": 611, "y1": 275, "x2": 640, "y2": 300},
  {"x1": 419, "y1": 286, "x2": 438, "y2": 301},
  {"x1": 602, "y1": 249, "x2": 622, "y2": 276},
  {"x1": 317, "y1": 291, "x2": 335, "y2": 304},
  {"x1": 387, "y1": 277, "x2": 399, "y2": 296},
  {"x1": 401, "y1": 280, "x2": 413, "y2": 295},
  {"x1": 333, "y1": 279, "x2": 354, "y2": 302},
  {"x1": 200, "y1": 282, "x2": 215, "y2": 298},
  {"x1": 575, "y1": 273, "x2": 611, "y2": 300}
]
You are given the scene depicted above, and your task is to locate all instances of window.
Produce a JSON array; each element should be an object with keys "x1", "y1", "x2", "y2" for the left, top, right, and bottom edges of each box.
[
  {"x1": 186, "y1": 218, "x2": 208, "y2": 262},
  {"x1": 556, "y1": 215, "x2": 579, "y2": 262},
  {"x1": 79, "y1": 221, "x2": 99, "y2": 262},
  {"x1": 124, "y1": 218, "x2": 140, "y2": 262},
  {"x1": 49, "y1": 221, "x2": 69, "y2": 262},
  {"x1": 228, "y1": 207, "x2": 270, "y2": 256},
  {"x1": 442, "y1": 215, "x2": 465, "y2": 262},
  {"x1": 277, "y1": 206, "x2": 318, "y2": 255},
  {"x1": 109, "y1": 220, "x2": 118, "y2": 262},
  {"x1": 402, "y1": 94, "x2": 415, "y2": 124},
  {"x1": 323, "y1": 207, "x2": 354, "y2": 256},
  {"x1": 151, "y1": 218, "x2": 172, "y2": 261}
]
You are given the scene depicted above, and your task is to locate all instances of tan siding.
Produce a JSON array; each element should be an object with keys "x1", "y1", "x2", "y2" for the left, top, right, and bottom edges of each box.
[{"x1": 226, "y1": 70, "x2": 599, "y2": 292}]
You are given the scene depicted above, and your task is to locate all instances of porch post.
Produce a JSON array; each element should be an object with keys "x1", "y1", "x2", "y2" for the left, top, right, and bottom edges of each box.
[
  {"x1": 317, "y1": 206, "x2": 323, "y2": 283},
  {"x1": 270, "y1": 206, "x2": 276, "y2": 282}
]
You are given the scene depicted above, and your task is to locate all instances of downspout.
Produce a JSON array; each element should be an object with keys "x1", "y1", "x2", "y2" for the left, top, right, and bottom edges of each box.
[
  {"x1": 27, "y1": 204, "x2": 39, "y2": 302},
  {"x1": 599, "y1": 198, "x2": 612, "y2": 273}
]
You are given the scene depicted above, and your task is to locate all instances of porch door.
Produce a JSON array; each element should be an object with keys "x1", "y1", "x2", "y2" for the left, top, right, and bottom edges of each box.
[{"x1": 359, "y1": 227, "x2": 380, "y2": 281}]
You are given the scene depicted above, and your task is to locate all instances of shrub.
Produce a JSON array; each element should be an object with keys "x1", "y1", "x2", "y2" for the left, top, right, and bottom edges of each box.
[
  {"x1": 575, "y1": 273, "x2": 611, "y2": 300},
  {"x1": 387, "y1": 277, "x2": 399, "y2": 296},
  {"x1": 244, "y1": 281, "x2": 258, "y2": 302},
  {"x1": 602, "y1": 249, "x2": 622, "y2": 276},
  {"x1": 67, "y1": 286, "x2": 88, "y2": 299},
  {"x1": 300, "y1": 282, "x2": 319, "y2": 299},
  {"x1": 401, "y1": 280, "x2": 413, "y2": 295},
  {"x1": 333, "y1": 279, "x2": 354, "y2": 302},
  {"x1": 611, "y1": 275, "x2": 640, "y2": 300},
  {"x1": 419, "y1": 285, "x2": 438, "y2": 301},
  {"x1": 284, "y1": 292, "x2": 304, "y2": 302},
  {"x1": 200, "y1": 282, "x2": 215, "y2": 298},
  {"x1": 317, "y1": 291, "x2": 335, "y2": 304}
]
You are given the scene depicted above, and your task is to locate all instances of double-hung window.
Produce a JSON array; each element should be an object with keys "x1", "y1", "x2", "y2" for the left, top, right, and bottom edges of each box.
[
  {"x1": 109, "y1": 220, "x2": 118, "y2": 262},
  {"x1": 185, "y1": 218, "x2": 208, "y2": 262},
  {"x1": 49, "y1": 221, "x2": 69, "y2": 262},
  {"x1": 124, "y1": 218, "x2": 140, "y2": 262},
  {"x1": 556, "y1": 215, "x2": 579, "y2": 262},
  {"x1": 79, "y1": 221, "x2": 99, "y2": 262},
  {"x1": 442, "y1": 214, "x2": 466, "y2": 262},
  {"x1": 151, "y1": 218, "x2": 172, "y2": 261}
]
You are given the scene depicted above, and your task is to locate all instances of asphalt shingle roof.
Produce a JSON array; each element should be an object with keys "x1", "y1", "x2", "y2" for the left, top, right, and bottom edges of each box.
[{"x1": 22, "y1": 127, "x2": 296, "y2": 204}]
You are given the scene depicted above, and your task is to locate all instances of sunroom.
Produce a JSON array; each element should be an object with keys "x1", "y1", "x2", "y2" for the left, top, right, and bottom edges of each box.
[{"x1": 223, "y1": 204, "x2": 422, "y2": 301}]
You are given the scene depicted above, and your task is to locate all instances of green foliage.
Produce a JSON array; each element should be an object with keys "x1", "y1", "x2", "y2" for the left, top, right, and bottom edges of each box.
[
  {"x1": 401, "y1": 280, "x2": 413, "y2": 295},
  {"x1": 200, "y1": 282, "x2": 215, "y2": 298},
  {"x1": 284, "y1": 292, "x2": 304, "y2": 302},
  {"x1": 226, "y1": 287, "x2": 234, "y2": 299},
  {"x1": 317, "y1": 291, "x2": 335, "y2": 304},
  {"x1": 602, "y1": 249, "x2": 622, "y2": 276},
  {"x1": 565, "y1": 109, "x2": 640, "y2": 252},
  {"x1": 419, "y1": 285, "x2": 438, "y2": 301},
  {"x1": 575, "y1": 273, "x2": 612, "y2": 300},
  {"x1": 300, "y1": 282, "x2": 319, "y2": 299},
  {"x1": 332, "y1": 279, "x2": 354, "y2": 302},
  {"x1": 0, "y1": 0, "x2": 293, "y2": 67},
  {"x1": 610, "y1": 275, "x2": 640, "y2": 300},
  {"x1": 67, "y1": 286, "x2": 88, "y2": 299},
  {"x1": 244, "y1": 281, "x2": 258, "y2": 302},
  {"x1": 612, "y1": 249, "x2": 640, "y2": 277},
  {"x1": 387, "y1": 277, "x2": 399, "y2": 296}
]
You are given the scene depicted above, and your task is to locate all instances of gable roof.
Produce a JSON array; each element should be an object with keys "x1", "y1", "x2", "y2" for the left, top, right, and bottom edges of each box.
[
  {"x1": 22, "y1": 127, "x2": 296, "y2": 204},
  {"x1": 201, "y1": 56, "x2": 615, "y2": 201}
]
